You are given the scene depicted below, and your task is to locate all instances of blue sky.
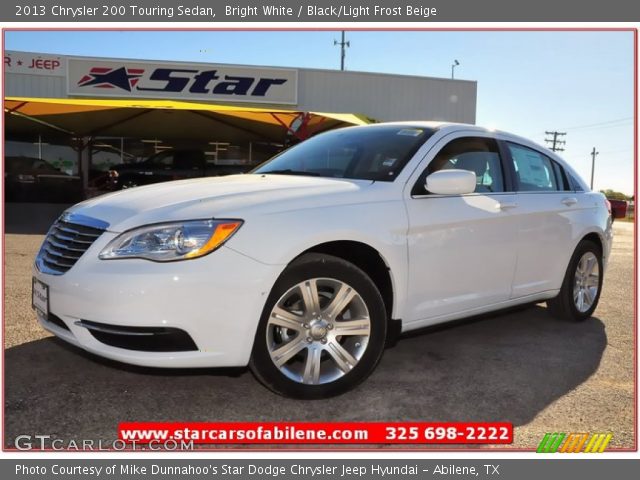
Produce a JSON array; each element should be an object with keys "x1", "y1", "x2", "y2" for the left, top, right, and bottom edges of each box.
[{"x1": 5, "y1": 30, "x2": 635, "y2": 195}]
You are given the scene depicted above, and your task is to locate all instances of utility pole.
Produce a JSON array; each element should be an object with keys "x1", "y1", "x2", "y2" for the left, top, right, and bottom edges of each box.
[
  {"x1": 334, "y1": 31, "x2": 350, "y2": 71},
  {"x1": 590, "y1": 147, "x2": 599, "y2": 190},
  {"x1": 544, "y1": 131, "x2": 566, "y2": 152}
]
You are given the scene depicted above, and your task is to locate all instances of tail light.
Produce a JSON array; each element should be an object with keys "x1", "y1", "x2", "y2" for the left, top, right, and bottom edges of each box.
[{"x1": 604, "y1": 198, "x2": 612, "y2": 215}]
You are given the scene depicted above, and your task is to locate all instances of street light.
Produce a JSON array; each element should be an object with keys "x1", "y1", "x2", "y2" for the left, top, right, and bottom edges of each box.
[{"x1": 451, "y1": 59, "x2": 460, "y2": 79}]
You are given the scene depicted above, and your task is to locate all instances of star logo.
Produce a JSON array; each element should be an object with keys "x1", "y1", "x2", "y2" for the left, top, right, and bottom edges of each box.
[{"x1": 77, "y1": 67, "x2": 145, "y2": 92}]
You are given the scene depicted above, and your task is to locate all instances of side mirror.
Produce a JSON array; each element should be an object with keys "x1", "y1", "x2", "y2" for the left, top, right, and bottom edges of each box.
[{"x1": 425, "y1": 169, "x2": 477, "y2": 195}]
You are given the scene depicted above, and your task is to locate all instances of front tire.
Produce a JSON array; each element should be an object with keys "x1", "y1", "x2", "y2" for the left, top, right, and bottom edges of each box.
[
  {"x1": 547, "y1": 240, "x2": 603, "y2": 322},
  {"x1": 249, "y1": 253, "x2": 387, "y2": 399}
]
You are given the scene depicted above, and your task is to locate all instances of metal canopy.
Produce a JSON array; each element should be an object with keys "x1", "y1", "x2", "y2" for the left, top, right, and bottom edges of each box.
[{"x1": 4, "y1": 97, "x2": 373, "y2": 143}]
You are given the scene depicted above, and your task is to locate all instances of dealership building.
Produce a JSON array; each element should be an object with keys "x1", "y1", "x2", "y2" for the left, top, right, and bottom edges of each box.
[{"x1": 4, "y1": 50, "x2": 477, "y2": 201}]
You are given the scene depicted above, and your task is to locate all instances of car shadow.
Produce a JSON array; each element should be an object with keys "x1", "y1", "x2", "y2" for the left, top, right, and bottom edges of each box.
[{"x1": 4, "y1": 305, "x2": 606, "y2": 446}]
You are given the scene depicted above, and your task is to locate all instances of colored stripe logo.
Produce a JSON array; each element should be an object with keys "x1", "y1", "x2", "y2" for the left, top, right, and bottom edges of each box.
[{"x1": 537, "y1": 432, "x2": 612, "y2": 453}]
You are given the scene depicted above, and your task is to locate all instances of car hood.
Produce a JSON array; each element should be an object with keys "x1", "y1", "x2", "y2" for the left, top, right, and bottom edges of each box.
[{"x1": 68, "y1": 174, "x2": 374, "y2": 232}]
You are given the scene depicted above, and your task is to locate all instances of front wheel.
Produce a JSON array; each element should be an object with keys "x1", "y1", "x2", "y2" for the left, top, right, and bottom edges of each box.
[
  {"x1": 547, "y1": 240, "x2": 603, "y2": 321},
  {"x1": 249, "y1": 253, "x2": 387, "y2": 399}
]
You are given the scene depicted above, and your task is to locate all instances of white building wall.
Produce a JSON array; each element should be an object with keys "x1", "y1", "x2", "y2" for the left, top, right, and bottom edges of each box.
[
  {"x1": 297, "y1": 69, "x2": 476, "y2": 123},
  {"x1": 5, "y1": 73, "x2": 66, "y2": 98}
]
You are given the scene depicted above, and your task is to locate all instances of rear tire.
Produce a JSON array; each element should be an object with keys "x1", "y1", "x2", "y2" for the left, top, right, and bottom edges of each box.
[
  {"x1": 249, "y1": 253, "x2": 387, "y2": 399},
  {"x1": 547, "y1": 240, "x2": 603, "y2": 322}
]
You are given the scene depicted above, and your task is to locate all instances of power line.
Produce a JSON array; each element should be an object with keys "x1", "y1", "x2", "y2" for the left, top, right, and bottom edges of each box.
[
  {"x1": 545, "y1": 131, "x2": 566, "y2": 152},
  {"x1": 530, "y1": 116, "x2": 633, "y2": 137},
  {"x1": 558, "y1": 116, "x2": 633, "y2": 131},
  {"x1": 563, "y1": 147, "x2": 632, "y2": 158}
]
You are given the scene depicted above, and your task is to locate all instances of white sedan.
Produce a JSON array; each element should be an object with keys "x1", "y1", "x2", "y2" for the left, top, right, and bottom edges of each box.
[{"x1": 33, "y1": 122, "x2": 612, "y2": 398}]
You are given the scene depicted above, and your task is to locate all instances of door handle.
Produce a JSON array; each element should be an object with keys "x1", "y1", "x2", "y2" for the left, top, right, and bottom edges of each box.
[
  {"x1": 561, "y1": 197, "x2": 578, "y2": 207},
  {"x1": 496, "y1": 201, "x2": 518, "y2": 210}
]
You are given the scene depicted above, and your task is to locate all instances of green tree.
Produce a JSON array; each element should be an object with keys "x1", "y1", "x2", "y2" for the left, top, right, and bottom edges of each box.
[{"x1": 599, "y1": 189, "x2": 630, "y2": 201}]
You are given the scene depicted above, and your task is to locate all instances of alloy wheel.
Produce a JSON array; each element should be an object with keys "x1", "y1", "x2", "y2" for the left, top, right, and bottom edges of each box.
[
  {"x1": 573, "y1": 251, "x2": 600, "y2": 313},
  {"x1": 266, "y1": 277, "x2": 371, "y2": 385}
]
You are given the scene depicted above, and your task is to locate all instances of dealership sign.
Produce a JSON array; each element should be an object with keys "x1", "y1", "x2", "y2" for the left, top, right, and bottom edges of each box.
[
  {"x1": 4, "y1": 50, "x2": 66, "y2": 76},
  {"x1": 67, "y1": 58, "x2": 298, "y2": 104}
]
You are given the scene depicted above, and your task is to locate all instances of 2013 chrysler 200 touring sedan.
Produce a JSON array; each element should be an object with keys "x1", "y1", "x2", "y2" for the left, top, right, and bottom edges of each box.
[{"x1": 33, "y1": 122, "x2": 612, "y2": 398}]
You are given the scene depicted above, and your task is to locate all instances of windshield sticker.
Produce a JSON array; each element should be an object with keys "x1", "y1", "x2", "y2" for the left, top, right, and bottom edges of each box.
[
  {"x1": 382, "y1": 158, "x2": 397, "y2": 167},
  {"x1": 397, "y1": 128, "x2": 424, "y2": 137}
]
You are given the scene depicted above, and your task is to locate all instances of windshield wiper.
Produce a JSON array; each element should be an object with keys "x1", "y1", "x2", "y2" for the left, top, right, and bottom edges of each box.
[{"x1": 259, "y1": 169, "x2": 321, "y2": 177}]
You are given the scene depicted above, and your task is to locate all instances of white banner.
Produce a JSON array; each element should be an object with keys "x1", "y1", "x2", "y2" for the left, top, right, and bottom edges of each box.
[
  {"x1": 4, "y1": 50, "x2": 66, "y2": 77},
  {"x1": 67, "y1": 58, "x2": 298, "y2": 105}
]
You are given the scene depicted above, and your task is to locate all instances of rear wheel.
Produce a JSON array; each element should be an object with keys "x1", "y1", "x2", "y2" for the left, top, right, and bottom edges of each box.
[
  {"x1": 249, "y1": 253, "x2": 387, "y2": 399},
  {"x1": 547, "y1": 240, "x2": 603, "y2": 322}
]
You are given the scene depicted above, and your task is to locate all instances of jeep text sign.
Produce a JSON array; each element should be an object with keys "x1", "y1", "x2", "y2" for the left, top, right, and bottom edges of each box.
[
  {"x1": 67, "y1": 58, "x2": 298, "y2": 104},
  {"x1": 5, "y1": 50, "x2": 66, "y2": 76}
]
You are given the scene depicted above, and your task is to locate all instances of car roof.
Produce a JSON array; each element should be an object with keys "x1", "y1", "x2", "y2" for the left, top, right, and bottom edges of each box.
[
  {"x1": 361, "y1": 121, "x2": 556, "y2": 158},
  {"x1": 370, "y1": 121, "x2": 529, "y2": 142}
]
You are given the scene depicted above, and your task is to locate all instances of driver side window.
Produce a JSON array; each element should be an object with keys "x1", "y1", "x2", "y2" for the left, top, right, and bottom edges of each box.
[{"x1": 413, "y1": 136, "x2": 505, "y2": 195}]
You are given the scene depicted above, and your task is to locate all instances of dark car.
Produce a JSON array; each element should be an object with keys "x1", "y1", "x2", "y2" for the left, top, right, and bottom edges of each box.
[
  {"x1": 107, "y1": 149, "x2": 252, "y2": 190},
  {"x1": 4, "y1": 156, "x2": 83, "y2": 203},
  {"x1": 607, "y1": 198, "x2": 628, "y2": 222}
]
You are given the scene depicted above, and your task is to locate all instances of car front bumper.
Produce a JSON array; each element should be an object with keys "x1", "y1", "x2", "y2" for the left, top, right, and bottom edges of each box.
[{"x1": 33, "y1": 232, "x2": 284, "y2": 368}]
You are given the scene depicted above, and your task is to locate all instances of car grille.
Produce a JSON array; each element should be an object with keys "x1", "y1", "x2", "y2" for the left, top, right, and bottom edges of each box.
[{"x1": 36, "y1": 218, "x2": 105, "y2": 275}]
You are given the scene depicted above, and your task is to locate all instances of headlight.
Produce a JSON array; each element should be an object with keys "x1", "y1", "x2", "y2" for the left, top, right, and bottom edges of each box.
[{"x1": 99, "y1": 219, "x2": 242, "y2": 262}]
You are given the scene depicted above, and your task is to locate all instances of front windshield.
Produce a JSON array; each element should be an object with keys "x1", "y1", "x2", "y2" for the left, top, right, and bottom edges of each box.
[{"x1": 253, "y1": 125, "x2": 435, "y2": 181}]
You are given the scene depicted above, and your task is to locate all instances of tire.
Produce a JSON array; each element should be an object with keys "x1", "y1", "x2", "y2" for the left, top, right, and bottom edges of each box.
[
  {"x1": 546, "y1": 240, "x2": 603, "y2": 322},
  {"x1": 249, "y1": 253, "x2": 387, "y2": 399}
]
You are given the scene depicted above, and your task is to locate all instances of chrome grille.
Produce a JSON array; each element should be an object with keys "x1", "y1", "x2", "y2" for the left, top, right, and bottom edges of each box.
[{"x1": 36, "y1": 215, "x2": 107, "y2": 275}]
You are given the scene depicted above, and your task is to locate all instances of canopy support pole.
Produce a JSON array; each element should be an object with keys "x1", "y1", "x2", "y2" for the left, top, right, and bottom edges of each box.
[{"x1": 80, "y1": 137, "x2": 91, "y2": 195}]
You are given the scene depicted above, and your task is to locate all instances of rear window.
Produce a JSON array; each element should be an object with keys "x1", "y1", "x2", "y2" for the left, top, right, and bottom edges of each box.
[{"x1": 507, "y1": 143, "x2": 559, "y2": 192}]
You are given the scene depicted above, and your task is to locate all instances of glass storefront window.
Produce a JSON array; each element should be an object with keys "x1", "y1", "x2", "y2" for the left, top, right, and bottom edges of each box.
[
  {"x1": 4, "y1": 133, "x2": 82, "y2": 203},
  {"x1": 5, "y1": 130, "x2": 284, "y2": 202},
  {"x1": 39, "y1": 134, "x2": 79, "y2": 176},
  {"x1": 5, "y1": 138, "x2": 39, "y2": 159}
]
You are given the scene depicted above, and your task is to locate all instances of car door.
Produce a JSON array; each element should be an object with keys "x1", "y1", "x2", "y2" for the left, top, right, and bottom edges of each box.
[
  {"x1": 502, "y1": 141, "x2": 577, "y2": 298},
  {"x1": 404, "y1": 133, "x2": 519, "y2": 325}
]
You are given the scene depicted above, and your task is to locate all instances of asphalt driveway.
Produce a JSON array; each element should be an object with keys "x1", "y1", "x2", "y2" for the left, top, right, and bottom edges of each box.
[{"x1": 3, "y1": 208, "x2": 635, "y2": 450}]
